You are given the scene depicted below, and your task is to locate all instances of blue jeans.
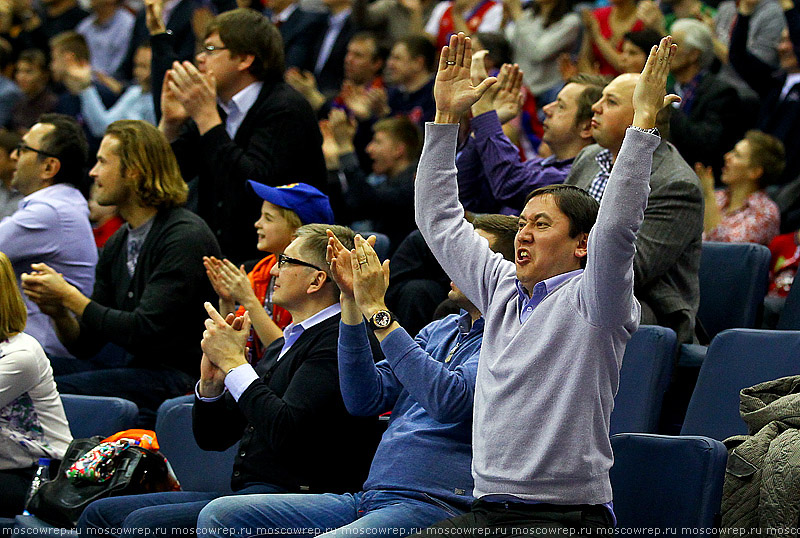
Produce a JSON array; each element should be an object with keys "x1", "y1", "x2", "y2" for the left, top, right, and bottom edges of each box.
[
  {"x1": 78, "y1": 484, "x2": 284, "y2": 537},
  {"x1": 197, "y1": 489, "x2": 465, "y2": 538}
]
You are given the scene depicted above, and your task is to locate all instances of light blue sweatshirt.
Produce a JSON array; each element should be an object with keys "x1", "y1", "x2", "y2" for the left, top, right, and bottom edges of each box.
[{"x1": 415, "y1": 123, "x2": 659, "y2": 505}]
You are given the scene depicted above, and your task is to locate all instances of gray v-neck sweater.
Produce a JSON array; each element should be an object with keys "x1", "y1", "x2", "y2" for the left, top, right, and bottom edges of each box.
[{"x1": 416, "y1": 124, "x2": 659, "y2": 505}]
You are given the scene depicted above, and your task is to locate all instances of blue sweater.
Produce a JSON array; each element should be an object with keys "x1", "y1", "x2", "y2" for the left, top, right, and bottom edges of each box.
[{"x1": 338, "y1": 313, "x2": 482, "y2": 509}]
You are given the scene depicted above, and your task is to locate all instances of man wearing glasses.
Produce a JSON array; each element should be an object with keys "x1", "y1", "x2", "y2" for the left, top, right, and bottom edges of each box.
[
  {"x1": 77, "y1": 223, "x2": 380, "y2": 536},
  {"x1": 0, "y1": 114, "x2": 97, "y2": 361},
  {"x1": 152, "y1": 7, "x2": 327, "y2": 263}
]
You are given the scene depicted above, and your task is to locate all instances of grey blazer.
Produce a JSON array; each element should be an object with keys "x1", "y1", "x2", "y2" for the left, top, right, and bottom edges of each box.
[{"x1": 565, "y1": 140, "x2": 703, "y2": 344}]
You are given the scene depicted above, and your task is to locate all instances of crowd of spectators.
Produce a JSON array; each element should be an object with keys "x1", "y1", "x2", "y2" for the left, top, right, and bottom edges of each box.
[{"x1": 0, "y1": 0, "x2": 798, "y2": 528}]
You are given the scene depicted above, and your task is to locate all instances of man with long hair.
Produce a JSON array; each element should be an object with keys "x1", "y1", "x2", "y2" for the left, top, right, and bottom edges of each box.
[{"x1": 21, "y1": 119, "x2": 221, "y2": 421}]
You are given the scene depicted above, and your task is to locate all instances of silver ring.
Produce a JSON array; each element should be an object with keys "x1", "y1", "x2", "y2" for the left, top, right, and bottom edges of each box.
[{"x1": 446, "y1": 61, "x2": 456, "y2": 65}]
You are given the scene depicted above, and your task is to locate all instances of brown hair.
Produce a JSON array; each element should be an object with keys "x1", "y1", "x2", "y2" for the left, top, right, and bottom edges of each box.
[
  {"x1": 274, "y1": 206, "x2": 303, "y2": 230},
  {"x1": 50, "y1": 31, "x2": 90, "y2": 62},
  {"x1": 0, "y1": 252, "x2": 26, "y2": 341},
  {"x1": 472, "y1": 214, "x2": 518, "y2": 262},
  {"x1": 568, "y1": 74, "x2": 611, "y2": 127},
  {"x1": 205, "y1": 8, "x2": 284, "y2": 82},
  {"x1": 104, "y1": 120, "x2": 188, "y2": 209},
  {"x1": 373, "y1": 117, "x2": 422, "y2": 160},
  {"x1": 294, "y1": 224, "x2": 356, "y2": 295},
  {"x1": 744, "y1": 130, "x2": 786, "y2": 188}
]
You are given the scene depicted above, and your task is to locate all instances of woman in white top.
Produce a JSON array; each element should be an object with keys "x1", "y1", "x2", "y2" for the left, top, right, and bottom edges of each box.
[{"x1": 0, "y1": 251, "x2": 72, "y2": 517}]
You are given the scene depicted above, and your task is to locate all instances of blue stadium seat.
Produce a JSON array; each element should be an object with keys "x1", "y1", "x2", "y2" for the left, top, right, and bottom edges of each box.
[
  {"x1": 680, "y1": 329, "x2": 800, "y2": 440},
  {"x1": 611, "y1": 325, "x2": 676, "y2": 435},
  {"x1": 155, "y1": 396, "x2": 236, "y2": 493},
  {"x1": 611, "y1": 433, "x2": 727, "y2": 533},
  {"x1": 60, "y1": 394, "x2": 139, "y2": 439},
  {"x1": 679, "y1": 242, "x2": 771, "y2": 367},
  {"x1": 777, "y1": 275, "x2": 800, "y2": 330}
]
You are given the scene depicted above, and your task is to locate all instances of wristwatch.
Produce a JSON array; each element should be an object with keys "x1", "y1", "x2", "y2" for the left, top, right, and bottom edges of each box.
[{"x1": 367, "y1": 309, "x2": 395, "y2": 331}]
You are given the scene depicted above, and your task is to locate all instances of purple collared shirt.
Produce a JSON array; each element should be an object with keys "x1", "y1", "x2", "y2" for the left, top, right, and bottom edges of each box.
[
  {"x1": 0, "y1": 183, "x2": 97, "y2": 358},
  {"x1": 515, "y1": 269, "x2": 583, "y2": 324},
  {"x1": 457, "y1": 111, "x2": 573, "y2": 215}
]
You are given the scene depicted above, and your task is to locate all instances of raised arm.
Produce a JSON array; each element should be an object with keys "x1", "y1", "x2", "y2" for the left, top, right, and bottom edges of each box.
[
  {"x1": 416, "y1": 33, "x2": 516, "y2": 314},
  {"x1": 580, "y1": 37, "x2": 677, "y2": 326}
]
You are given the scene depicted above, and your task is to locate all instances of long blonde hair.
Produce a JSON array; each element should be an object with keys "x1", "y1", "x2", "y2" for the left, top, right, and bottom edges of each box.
[{"x1": 0, "y1": 252, "x2": 25, "y2": 341}]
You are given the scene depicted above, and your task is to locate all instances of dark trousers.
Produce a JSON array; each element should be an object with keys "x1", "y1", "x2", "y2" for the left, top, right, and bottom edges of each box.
[
  {"x1": 0, "y1": 467, "x2": 35, "y2": 517},
  {"x1": 417, "y1": 499, "x2": 614, "y2": 537}
]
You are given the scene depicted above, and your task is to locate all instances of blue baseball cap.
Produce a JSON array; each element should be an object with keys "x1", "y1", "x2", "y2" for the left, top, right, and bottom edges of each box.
[{"x1": 247, "y1": 181, "x2": 335, "y2": 225}]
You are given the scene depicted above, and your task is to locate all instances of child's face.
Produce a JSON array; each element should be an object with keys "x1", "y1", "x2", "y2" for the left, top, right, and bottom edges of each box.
[{"x1": 254, "y1": 201, "x2": 297, "y2": 254}]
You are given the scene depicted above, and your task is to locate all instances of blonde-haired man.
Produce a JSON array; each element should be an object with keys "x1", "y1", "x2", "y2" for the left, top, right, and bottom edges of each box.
[{"x1": 22, "y1": 120, "x2": 221, "y2": 421}]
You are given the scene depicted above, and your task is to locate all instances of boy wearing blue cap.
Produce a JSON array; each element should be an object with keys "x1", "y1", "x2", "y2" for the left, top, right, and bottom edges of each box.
[{"x1": 204, "y1": 182, "x2": 335, "y2": 361}]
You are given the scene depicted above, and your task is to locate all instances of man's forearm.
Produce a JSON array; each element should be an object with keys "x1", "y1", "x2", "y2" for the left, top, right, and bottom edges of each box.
[{"x1": 51, "y1": 310, "x2": 81, "y2": 348}]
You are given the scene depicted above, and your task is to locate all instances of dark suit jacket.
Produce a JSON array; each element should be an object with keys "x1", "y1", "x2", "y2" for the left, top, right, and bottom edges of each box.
[
  {"x1": 193, "y1": 314, "x2": 381, "y2": 493},
  {"x1": 669, "y1": 72, "x2": 743, "y2": 173},
  {"x1": 566, "y1": 141, "x2": 703, "y2": 344},
  {"x1": 281, "y1": 6, "x2": 327, "y2": 69},
  {"x1": 119, "y1": 0, "x2": 201, "y2": 82},
  {"x1": 72, "y1": 207, "x2": 221, "y2": 376},
  {"x1": 152, "y1": 29, "x2": 327, "y2": 262},
  {"x1": 306, "y1": 13, "x2": 356, "y2": 97},
  {"x1": 730, "y1": 6, "x2": 800, "y2": 184}
]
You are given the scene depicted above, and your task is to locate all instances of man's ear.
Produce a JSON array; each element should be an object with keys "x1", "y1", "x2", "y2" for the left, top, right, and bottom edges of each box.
[
  {"x1": 306, "y1": 270, "x2": 329, "y2": 294},
  {"x1": 237, "y1": 54, "x2": 256, "y2": 73},
  {"x1": 577, "y1": 119, "x2": 593, "y2": 141},
  {"x1": 40, "y1": 157, "x2": 61, "y2": 182},
  {"x1": 574, "y1": 232, "x2": 589, "y2": 261}
]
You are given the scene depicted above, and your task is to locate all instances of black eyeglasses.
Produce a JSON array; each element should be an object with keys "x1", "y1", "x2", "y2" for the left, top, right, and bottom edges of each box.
[
  {"x1": 199, "y1": 44, "x2": 229, "y2": 54},
  {"x1": 15, "y1": 143, "x2": 58, "y2": 158},
  {"x1": 277, "y1": 254, "x2": 322, "y2": 271}
]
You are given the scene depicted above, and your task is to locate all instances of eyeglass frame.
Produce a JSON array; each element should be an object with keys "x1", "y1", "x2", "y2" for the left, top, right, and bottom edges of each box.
[
  {"x1": 277, "y1": 254, "x2": 323, "y2": 272},
  {"x1": 199, "y1": 44, "x2": 229, "y2": 54},
  {"x1": 15, "y1": 143, "x2": 58, "y2": 159}
]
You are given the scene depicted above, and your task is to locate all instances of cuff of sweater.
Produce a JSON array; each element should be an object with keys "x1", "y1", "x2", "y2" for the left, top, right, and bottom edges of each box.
[
  {"x1": 338, "y1": 321, "x2": 372, "y2": 357},
  {"x1": 470, "y1": 111, "x2": 504, "y2": 143},
  {"x1": 199, "y1": 123, "x2": 231, "y2": 149},
  {"x1": 339, "y1": 152, "x2": 361, "y2": 172},
  {"x1": 423, "y1": 123, "x2": 460, "y2": 165},
  {"x1": 379, "y1": 325, "x2": 418, "y2": 370},
  {"x1": 80, "y1": 300, "x2": 104, "y2": 330}
]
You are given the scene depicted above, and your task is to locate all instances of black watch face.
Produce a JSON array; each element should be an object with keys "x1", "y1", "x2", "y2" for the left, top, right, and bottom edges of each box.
[{"x1": 373, "y1": 311, "x2": 392, "y2": 328}]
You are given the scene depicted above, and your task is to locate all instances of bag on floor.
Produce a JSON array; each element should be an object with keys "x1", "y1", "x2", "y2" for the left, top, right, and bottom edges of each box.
[{"x1": 27, "y1": 430, "x2": 180, "y2": 528}]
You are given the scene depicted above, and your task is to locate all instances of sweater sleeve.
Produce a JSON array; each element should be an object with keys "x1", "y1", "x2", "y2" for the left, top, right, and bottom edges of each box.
[
  {"x1": 471, "y1": 111, "x2": 564, "y2": 209},
  {"x1": 380, "y1": 323, "x2": 478, "y2": 423},
  {"x1": 415, "y1": 123, "x2": 517, "y2": 315},
  {"x1": 729, "y1": 14, "x2": 776, "y2": 97},
  {"x1": 579, "y1": 128, "x2": 658, "y2": 327},
  {"x1": 0, "y1": 346, "x2": 40, "y2": 409},
  {"x1": 338, "y1": 321, "x2": 403, "y2": 417}
]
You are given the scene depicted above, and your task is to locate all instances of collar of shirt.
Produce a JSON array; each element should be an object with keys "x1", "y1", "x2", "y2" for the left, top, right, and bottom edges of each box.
[
  {"x1": 594, "y1": 149, "x2": 613, "y2": 175},
  {"x1": 21, "y1": 182, "x2": 77, "y2": 206},
  {"x1": 329, "y1": 8, "x2": 351, "y2": 26},
  {"x1": 219, "y1": 81, "x2": 264, "y2": 139},
  {"x1": 278, "y1": 302, "x2": 342, "y2": 360},
  {"x1": 274, "y1": 3, "x2": 298, "y2": 23},
  {"x1": 781, "y1": 72, "x2": 800, "y2": 101},
  {"x1": 457, "y1": 309, "x2": 483, "y2": 336},
  {"x1": 515, "y1": 269, "x2": 583, "y2": 324}
]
